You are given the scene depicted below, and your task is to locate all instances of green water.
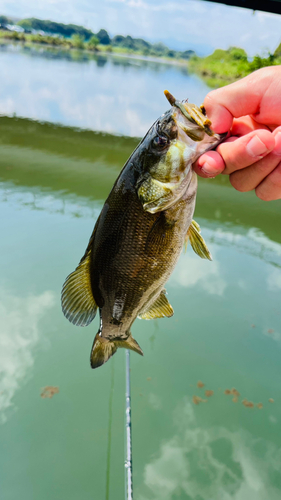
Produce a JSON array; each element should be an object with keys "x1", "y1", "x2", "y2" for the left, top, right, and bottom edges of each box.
[{"x1": 0, "y1": 115, "x2": 281, "y2": 500}]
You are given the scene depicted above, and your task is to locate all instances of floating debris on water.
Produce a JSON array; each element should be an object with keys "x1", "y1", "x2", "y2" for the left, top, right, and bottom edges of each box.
[
  {"x1": 257, "y1": 403, "x2": 263, "y2": 409},
  {"x1": 193, "y1": 395, "x2": 207, "y2": 405},
  {"x1": 242, "y1": 399, "x2": 254, "y2": 408},
  {"x1": 269, "y1": 398, "x2": 274, "y2": 403},
  {"x1": 197, "y1": 380, "x2": 205, "y2": 388},
  {"x1": 147, "y1": 377, "x2": 152, "y2": 382},
  {"x1": 225, "y1": 388, "x2": 240, "y2": 398},
  {"x1": 205, "y1": 390, "x2": 214, "y2": 397},
  {"x1": 267, "y1": 329, "x2": 274, "y2": 334},
  {"x1": 41, "y1": 386, "x2": 59, "y2": 399}
]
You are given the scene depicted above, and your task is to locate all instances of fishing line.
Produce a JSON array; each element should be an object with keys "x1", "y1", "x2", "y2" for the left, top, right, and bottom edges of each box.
[
  {"x1": 105, "y1": 357, "x2": 115, "y2": 500},
  {"x1": 125, "y1": 349, "x2": 133, "y2": 500}
]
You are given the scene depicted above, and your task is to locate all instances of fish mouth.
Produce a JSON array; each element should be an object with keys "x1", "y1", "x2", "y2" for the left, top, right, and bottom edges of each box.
[{"x1": 164, "y1": 89, "x2": 227, "y2": 145}]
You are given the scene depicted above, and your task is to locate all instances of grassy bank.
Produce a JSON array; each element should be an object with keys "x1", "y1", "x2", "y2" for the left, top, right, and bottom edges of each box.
[{"x1": 189, "y1": 47, "x2": 281, "y2": 87}]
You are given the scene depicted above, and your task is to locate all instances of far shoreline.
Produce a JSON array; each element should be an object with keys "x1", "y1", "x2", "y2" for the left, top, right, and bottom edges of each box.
[{"x1": 0, "y1": 32, "x2": 190, "y2": 68}]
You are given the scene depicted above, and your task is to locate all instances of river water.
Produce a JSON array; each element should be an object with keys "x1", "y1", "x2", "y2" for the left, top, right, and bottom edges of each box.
[{"x1": 0, "y1": 44, "x2": 281, "y2": 500}]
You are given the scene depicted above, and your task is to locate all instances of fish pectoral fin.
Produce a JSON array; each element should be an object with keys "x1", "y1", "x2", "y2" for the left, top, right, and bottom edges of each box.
[
  {"x1": 61, "y1": 250, "x2": 98, "y2": 326},
  {"x1": 90, "y1": 333, "x2": 143, "y2": 369},
  {"x1": 146, "y1": 213, "x2": 174, "y2": 252},
  {"x1": 138, "y1": 290, "x2": 174, "y2": 320},
  {"x1": 185, "y1": 220, "x2": 212, "y2": 260}
]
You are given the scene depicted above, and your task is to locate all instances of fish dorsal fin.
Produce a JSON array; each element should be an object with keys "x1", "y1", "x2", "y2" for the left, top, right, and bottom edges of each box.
[
  {"x1": 138, "y1": 290, "x2": 174, "y2": 320},
  {"x1": 61, "y1": 250, "x2": 98, "y2": 326},
  {"x1": 184, "y1": 220, "x2": 212, "y2": 260},
  {"x1": 90, "y1": 333, "x2": 143, "y2": 369}
]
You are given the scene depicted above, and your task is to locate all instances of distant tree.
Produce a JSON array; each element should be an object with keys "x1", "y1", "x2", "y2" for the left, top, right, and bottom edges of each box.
[
  {"x1": 112, "y1": 35, "x2": 125, "y2": 46},
  {"x1": 0, "y1": 15, "x2": 11, "y2": 25},
  {"x1": 96, "y1": 29, "x2": 111, "y2": 45},
  {"x1": 71, "y1": 34, "x2": 84, "y2": 49},
  {"x1": 87, "y1": 35, "x2": 99, "y2": 50},
  {"x1": 249, "y1": 54, "x2": 273, "y2": 71},
  {"x1": 181, "y1": 50, "x2": 195, "y2": 60},
  {"x1": 166, "y1": 49, "x2": 176, "y2": 58},
  {"x1": 229, "y1": 47, "x2": 247, "y2": 61},
  {"x1": 274, "y1": 43, "x2": 281, "y2": 58},
  {"x1": 152, "y1": 42, "x2": 168, "y2": 54}
]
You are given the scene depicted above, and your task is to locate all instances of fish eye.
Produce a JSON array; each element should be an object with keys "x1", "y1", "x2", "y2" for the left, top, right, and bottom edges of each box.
[{"x1": 153, "y1": 135, "x2": 168, "y2": 149}]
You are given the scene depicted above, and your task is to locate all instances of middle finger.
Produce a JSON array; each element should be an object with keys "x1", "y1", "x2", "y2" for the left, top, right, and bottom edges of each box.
[{"x1": 230, "y1": 130, "x2": 281, "y2": 192}]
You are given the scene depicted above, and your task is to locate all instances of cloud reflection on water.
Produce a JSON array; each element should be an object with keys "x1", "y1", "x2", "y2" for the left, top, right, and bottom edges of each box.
[
  {"x1": 0, "y1": 289, "x2": 55, "y2": 424},
  {"x1": 170, "y1": 248, "x2": 226, "y2": 296},
  {"x1": 0, "y1": 46, "x2": 211, "y2": 137},
  {"x1": 139, "y1": 399, "x2": 281, "y2": 500}
]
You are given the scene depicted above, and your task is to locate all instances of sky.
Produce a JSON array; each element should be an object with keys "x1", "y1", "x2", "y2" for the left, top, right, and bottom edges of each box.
[{"x1": 0, "y1": 0, "x2": 281, "y2": 56}]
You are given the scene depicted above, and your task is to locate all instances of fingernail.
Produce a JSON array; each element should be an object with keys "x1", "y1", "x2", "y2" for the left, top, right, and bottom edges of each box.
[
  {"x1": 273, "y1": 132, "x2": 281, "y2": 156},
  {"x1": 200, "y1": 161, "x2": 214, "y2": 176},
  {"x1": 246, "y1": 136, "x2": 269, "y2": 158}
]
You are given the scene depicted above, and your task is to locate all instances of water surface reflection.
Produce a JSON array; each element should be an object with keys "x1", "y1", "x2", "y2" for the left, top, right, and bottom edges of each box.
[
  {"x1": 0, "y1": 44, "x2": 211, "y2": 136},
  {"x1": 0, "y1": 118, "x2": 280, "y2": 500}
]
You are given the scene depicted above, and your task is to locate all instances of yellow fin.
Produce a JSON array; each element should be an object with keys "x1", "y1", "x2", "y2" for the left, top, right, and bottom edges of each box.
[
  {"x1": 138, "y1": 290, "x2": 174, "y2": 320},
  {"x1": 90, "y1": 333, "x2": 143, "y2": 369},
  {"x1": 185, "y1": 220, "x2": 212, "y2": 260},
  {"x1": 61, "y1": 251, "x2": 98, "y2": 326}
]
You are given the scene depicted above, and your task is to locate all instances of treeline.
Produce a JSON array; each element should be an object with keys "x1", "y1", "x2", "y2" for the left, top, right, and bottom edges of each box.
[
  {"x1": 189, "y1": 46, "x2": 281, "y2": 86},
  {"x1": 13, "y1": 17, "x2": 194, "y2": 59},
  {"x1": 17, "y1": 18, "x2": 94, "y2": 39}
]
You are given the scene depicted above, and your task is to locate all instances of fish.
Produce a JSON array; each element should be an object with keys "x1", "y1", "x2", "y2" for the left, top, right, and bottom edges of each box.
[{"x1": 61, "y1": 91, "x2": 225, "y2": 369}]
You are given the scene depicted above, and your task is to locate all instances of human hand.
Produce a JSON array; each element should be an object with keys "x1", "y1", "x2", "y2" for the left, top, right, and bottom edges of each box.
[{"x1": 194, "y1": 66, "x2": 281, "y2": 201}]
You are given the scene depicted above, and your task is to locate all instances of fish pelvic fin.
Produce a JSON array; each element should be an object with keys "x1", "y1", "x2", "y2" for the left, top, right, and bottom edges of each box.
[
  {"x1": 90, "y1": 332, "x2": 143, "y2": 369},
  {"x1": 138, "y1": 290, "x2": 174, "y2": 320},
  {"x1": 184, "y1": 220, "x2": 212, "y2": 260},
  {"x1": 61, "y1": 250, "x2": 98, "y2": 326}
]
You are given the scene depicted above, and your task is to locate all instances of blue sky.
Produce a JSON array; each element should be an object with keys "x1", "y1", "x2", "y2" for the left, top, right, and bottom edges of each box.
[{"x1": 0, "y1": 0, "x2": 281, "y2": 56}]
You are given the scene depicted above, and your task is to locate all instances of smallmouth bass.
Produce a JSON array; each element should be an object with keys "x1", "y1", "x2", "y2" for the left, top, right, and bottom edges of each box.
[{"x1": 61, "y1": 91, "x2": 225, "y2": 369}]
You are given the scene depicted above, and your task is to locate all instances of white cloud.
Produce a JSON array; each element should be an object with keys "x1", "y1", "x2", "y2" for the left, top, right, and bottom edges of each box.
[{"x1": 0, "y1": 289, "x2": 55, "y2": 423}]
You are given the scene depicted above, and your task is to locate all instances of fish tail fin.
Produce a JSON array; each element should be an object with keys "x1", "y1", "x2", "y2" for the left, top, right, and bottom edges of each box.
[{"x1": 90, "y1": 332, "x2": 143, "y2": 369}]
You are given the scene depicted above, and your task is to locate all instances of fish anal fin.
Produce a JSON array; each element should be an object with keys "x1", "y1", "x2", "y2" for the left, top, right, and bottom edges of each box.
[
  {"x1": 90, "y1": 333, "x2": 143, "y2": 369},
  {"x1": 185, "y1": 220, "x2": 212, "y2": 260},
  {"x1": 138, "y1": 290, "x2": 174, "y2": 320},
  {"x1": 115, "y1": 335, "x2": 143, "y2": 356},
  {"x1": 61, "y1": 250, "x2": 98, "y2": 326}
]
